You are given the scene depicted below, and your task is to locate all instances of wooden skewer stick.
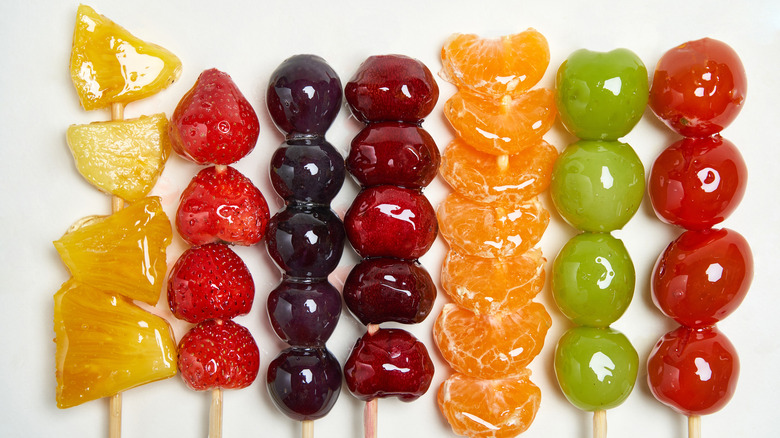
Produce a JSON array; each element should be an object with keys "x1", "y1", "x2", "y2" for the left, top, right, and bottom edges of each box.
[
  {"x1": 688, "y1": 415, "x2": 701, "y2": 438},
  {"x1": 302, "y1": 419, "x2": 314, "y2": 438},
  {"x1": 593, "y1": 409, "x2": 606, "y2": 438},
  {"x1": 364, "y1": 323, "x2": 380, "y2": 438},
  {"x1": 209, "y1": 388, "x2": 223, "y2": 438},
  {"x1": 108, "y1": 101, "x2": 126, "y2": 438}
]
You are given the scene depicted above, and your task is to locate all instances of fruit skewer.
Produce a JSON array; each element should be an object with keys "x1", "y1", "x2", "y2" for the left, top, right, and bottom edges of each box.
[
  {"x1": 550, "y1": 47, "x2": 649, "y2": 437},
  {"x1": 435, "y1": 30, "x2": 554, "y2": 438},
  {"x1": 264, "y1": 54, "x2": 345, "y2": 438},
  {"x1": 645, "y1": 38, "x2": 751, "y2": 438},
  {"x1": 342, "y1": 55, "x2": 440, "y2": 438},
  {"x1": 167, "y1": 68, "x2": 267, "y2": 438}
]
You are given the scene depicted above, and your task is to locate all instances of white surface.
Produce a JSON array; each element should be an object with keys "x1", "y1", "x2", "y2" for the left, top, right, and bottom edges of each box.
[{"x1": 2, "y1": 1, "x2": 779, "y2": 437}]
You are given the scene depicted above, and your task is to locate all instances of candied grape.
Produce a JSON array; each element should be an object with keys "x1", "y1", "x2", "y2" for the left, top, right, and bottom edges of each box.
[
  {"x1": 267, "y1": 277, "x2": 342, "y2": 346},
  {"x1": 347, "y1": 122, "x2": 439, "y2": 189},
  {"x1": 265, "y1": 204, "x2": 345, "y2": 278},
  {"x1": 552, "y1": 232, "x2": 635, "y2": 327},
  {"x1": 266, "y1": 347, "x2": 342, "y2": 421},
  {"x1": 554, "y1": 326, "x2": 638, "y2": 411},
  {"x1": 343, "y1": 258, "x2": 436, "y2": 325},
  {"x1": 266, "y1": 54, "x2": 342, "y2": 137},
  {"x1": 344, "y1": 185, "x2": 437, "y2": 259},
  {"x1": 270, "y1": 138, "x2": 345, "y2": 205}
]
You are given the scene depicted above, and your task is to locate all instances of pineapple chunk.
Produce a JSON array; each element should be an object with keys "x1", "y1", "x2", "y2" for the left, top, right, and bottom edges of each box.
[
  {"x1": 53, "y1": 196, "x2": 172, "y2": 305},
  {"x1": 70, "y1": 4, "x2": 181, "y2": 110},
  {"x1": 54, "y1": 279, "x2": 177, "y2": 409},
  {"x1": 66, "y1": 113, "x2": 171, "y2": 202}
]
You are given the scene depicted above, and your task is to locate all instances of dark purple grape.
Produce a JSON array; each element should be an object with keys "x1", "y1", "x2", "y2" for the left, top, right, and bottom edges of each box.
[
  {"x1": 347, "y1": 122, "x2": 440, "y2": 189},
  {"x1": 266, "y1": 347, "x2": 342, "y2": 421},
  {"x1": 270, "y1": 138, "x2": 345, "y2": 205},
  {"x1": 266, "y1": 54, "x2": 342, "y2": 138},
  {"x1": 267, "y1": 277, "x2": 342, "y2": 346},
  {"x1": 343, "y1": 258, "x2": 436, "y2": 325},
  {"x1": 265, "y1": 204, "x2": 345, "y2": 278}
]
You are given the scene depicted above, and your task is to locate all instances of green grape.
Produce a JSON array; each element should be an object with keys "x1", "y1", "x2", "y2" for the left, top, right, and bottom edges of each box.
[
  {"x1": 550, "y1": 140, "x2": 644, "y2": 232},
  {"x1": 556, "y1": 48, "x2": 649, "y2": 140},
  {"x1": 554, "y1": 326, "x2": 638, "y2": 411},
  {"x1": 552, "y1": 232, "x2": 635, "y2": 327}
]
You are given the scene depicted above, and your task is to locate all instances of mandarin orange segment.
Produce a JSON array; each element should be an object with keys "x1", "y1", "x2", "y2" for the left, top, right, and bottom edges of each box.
[
  {"x1": 70, "y1": 4, "x2": 181, "y2": 110},
  {"x1": 444, "y1": 88, "x2": 556, "y2": 156},
  {"x1": 438, "y1": 192, "x2": 549, "y2": 258},
  {"x1": 53, "y1": 196, "x2": 172, "y2": 305},
  {"x1": 434, "y1": 303, "x2": 551, "y2": 379},
  {"x1": 442, "y1": 248, "x2": 545, "y2": 316},
  {"x1": 440, "y1": 137, "x2": 558, "y2": 204},
  {"x1": 438, "y1": 372, "x2": 541, "y2": 438},
  {"x1": 441, "y1": 30, "x2": 550, "y2": 98},
  {"x1": 54, "y1": 279, "x2": 177, "y2": 408}
]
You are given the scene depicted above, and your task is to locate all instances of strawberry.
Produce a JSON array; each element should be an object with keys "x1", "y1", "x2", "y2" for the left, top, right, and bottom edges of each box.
[
  {"x1": 169, "y1": 68, "x2": 259, "y2": 165},
  {"x1": 176, "y1": 165, "x2": 269, "y2": 246},
  {"x1": 177, "y1": 319, "x2": 260, "y2": 390},
  {"x1": 167, "y1": 243, "x2": 254, "y2": 323}
]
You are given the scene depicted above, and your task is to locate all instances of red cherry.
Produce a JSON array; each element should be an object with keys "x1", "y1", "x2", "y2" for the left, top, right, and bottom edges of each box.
[
  {"x1": 653, "y1": 228, "x2": 752, "y2": 327},
  {"x1": 649, "y1": 38, "x2": 747, "y2": 137},
  {"x1": 344, "y1": 185, "x2": 437, "y2": 259},
  {"x1": 649, "y1": 135, "x2": 747, "y2": 229},
  {"x1": 343, "y1": 328, "x2": 434, "y2": 402},
  {"x1": 347, "y1": 122, "x2": 440, "y2": 189},
  {"x1": 647, "y1": 326, "x2": 739, "y2": 416},
  {"x1": 345, "y1": 55, "x2": 439, "y2": 124}
]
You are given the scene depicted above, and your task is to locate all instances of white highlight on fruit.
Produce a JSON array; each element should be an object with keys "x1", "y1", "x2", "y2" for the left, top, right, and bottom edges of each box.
[
  {"x1": 304, "y1": 163, "x2": 319, "y2": 175},
  {"x1": 475, "y1": 127, "x2": 511, "y2": 143},
  {"x1": 589, "y1": 352, "x2": 615, "y2": 382},
  {"x1": 695, "y1": 357, "x2": 712, "y2": 381},
  {"x1": 401, "y1": 84, "x2": 411, "y2": 98},
  {"x1": 305, "y1": 230, "x2": 319, "y2": 245},
  {"x1": 382, "y1": 364, "x2": 410, "y2": 372},
  {"x1": 596, "y1": 256, "x2": 615, "y2": 289},
  {"x1": 375, "y1": 204, "x2": 416, "y2": 228},
  {"x1": 462, "y1": 412, "x2": 500, "y2": 430},
  {"x1": 603, "y1": 77, "x2": 622, "y2": 96},
  {"x1": 116, "y1": 41, "x2": 164, "y2": 93},
  {"x1": 601, "y1": 166, "x2": 614, "y2": 189},
  {"x1": 706, "y1": 263, "x2": 724, "y2": 283},
  {"x1": 303, "y1": 85, "x2": 315, "y2": 99},
  {"x1": 697, "y1": 167, "x2": 721, "y2": 193}
]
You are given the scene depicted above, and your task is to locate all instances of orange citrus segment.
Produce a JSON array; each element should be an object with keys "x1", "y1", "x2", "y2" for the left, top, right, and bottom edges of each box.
[
  {"x1": 53, "y1": 196, "x2": 172, "y2": 305},
  {"x1": 438, "y1": 372, "x2": 541, "y2": 438},
  {"x1": 66, "y1": 113, "x2": 171, "y2": 202},
  {"x1": 440, "y1": 137, "x2": 558, "y2": 204},
  {"x1": 441, "y1": 30, "x2": 550, "y2": 98},
  {"x1": 444, "y1": 89, "x2": 556, "y2": 156},
  {"x1": 442, "y1": 248, "x2": 545, "y2": 316},
  {"x1": 70, "y1": 4, "x2": 181, "y2": 110},
  {"x1": 434, "y1": 303, "x2": 551, "y2": 379},
  {"x1": 54, "y1": 279, "x2": 177, "y2": 408},
  {"x1": 437, "y1": 192, "x2": 549, "y2": 259}
]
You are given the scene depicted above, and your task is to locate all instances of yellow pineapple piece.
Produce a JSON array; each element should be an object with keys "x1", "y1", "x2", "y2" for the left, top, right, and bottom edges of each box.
[
  {"x1": 70, "y1": 4, "x2": 181, "y2": 110},
  {"x1": 54, "y1": 279, "x2": 177, "y2": 408},
  {"x1": 66, "y1": 113, "x2": 171, "y2": 202},
  {"x1": 53, "y1": 196, "x2": 171, "y2": 305}
]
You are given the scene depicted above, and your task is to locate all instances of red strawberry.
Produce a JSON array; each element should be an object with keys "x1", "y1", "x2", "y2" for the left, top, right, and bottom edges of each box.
[
  {"x1": 177, "y1": 319, "x2": 260, "y2": 390},
  {"x1": 168, "y1": 243, "x2": 254, "y2": 323},
  {"x1": 169, "y1": 68, "x2": 260, "y2": 165},
  {"x1": 176, "y1": 165, "x2": 269, "y2": 246}
]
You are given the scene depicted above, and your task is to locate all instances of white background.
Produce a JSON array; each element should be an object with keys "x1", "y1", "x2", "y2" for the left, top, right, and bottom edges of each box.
[{"x1": 2, "y1": 1, "x2": 779, "y2": 437}]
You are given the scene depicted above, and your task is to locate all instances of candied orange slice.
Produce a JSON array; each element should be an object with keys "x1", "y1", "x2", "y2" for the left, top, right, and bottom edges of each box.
[
  {"x1": 434, "y1": 303, "x2": 551, "y2": 379},
  {"x1": 438, "y1": 192, "x2": 549, "y2": 258},
  {"x1": 66, "y1": 113, "x2": 171, "y2": 202},
  {"x1": 444, "y1": 89, "x2": 556, "y2": 156},
  {"x1": 70, "y1": 4, "x2": 181, "y2": 110},
  {"x1": 439, "y1": 372, "x2": 541, "y2": 438},
  {"x1": 440, "y1": 137, "x2": 558, "y2": 204},
  {"x1": 53, "y1": 197, "x2": 171, "y2": 305},
  {"x1": 441, "y1": 30, "x2": 550, "y2": 98},
  {"x1": 54, "y1": 279, "x2": 177, "y2": 408},
  {"x1": 442, "y1": 248, "x2": 545, "y2": 316}
]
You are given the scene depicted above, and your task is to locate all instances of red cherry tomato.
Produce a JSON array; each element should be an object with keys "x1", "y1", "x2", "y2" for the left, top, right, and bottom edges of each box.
[
  {"x1": 649, "y1": 135, "x2": 747, "y2": 229},
  {"x1": 649, "y1": 38, "x2": 747, "y2": 137},
  {"x1": 652, "y1": 228, "x2": 753, "y2": 327},
  {"x1": 647, "y1": 325, "x2": 739, "y2": 416}
]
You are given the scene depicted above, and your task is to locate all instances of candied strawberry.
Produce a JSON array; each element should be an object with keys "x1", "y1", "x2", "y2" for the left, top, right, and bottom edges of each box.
[
  {"x1": 167, "y1": 243, "x2": 254, "y2": 323},
  {"x1": 176, "y1": 165, "x2": 269, "y2": 246},
  {"x1": 177, "y1": 319, "x2": 260, "y2": 391},
  {"x1": 169, "y1": 68, "x2": 259, "y2": 165},
  {"x1": 345, "y1": 55, "x2": 439, "y2": 124}
]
